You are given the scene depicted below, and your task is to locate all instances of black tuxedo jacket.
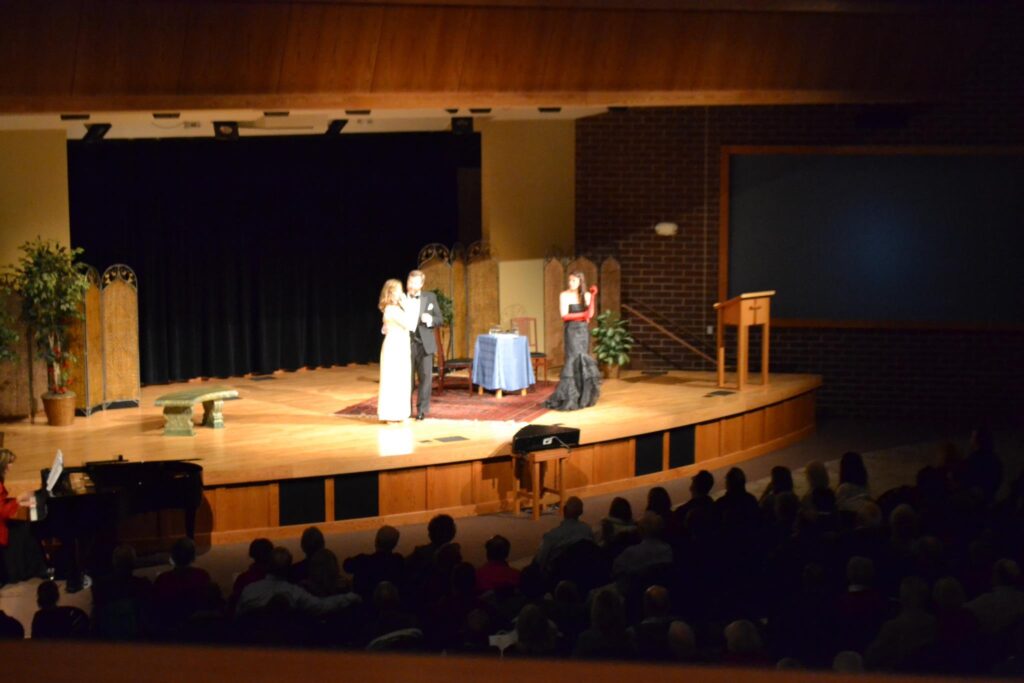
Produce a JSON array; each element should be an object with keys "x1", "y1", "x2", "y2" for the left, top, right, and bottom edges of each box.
[{"x1": 410, "y1": 291, "x2": 441, "y2": 354}]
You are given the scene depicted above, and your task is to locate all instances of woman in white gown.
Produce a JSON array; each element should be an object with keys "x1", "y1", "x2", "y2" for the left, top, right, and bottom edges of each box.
[{"x1": 377, "y1": 279, "x2": 421, "y2": 422}]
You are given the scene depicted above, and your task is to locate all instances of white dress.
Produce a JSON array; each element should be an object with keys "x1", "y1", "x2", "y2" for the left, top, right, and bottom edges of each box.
[{"x1": 377, "y1": 298, "x2": 420, "y2": 421}]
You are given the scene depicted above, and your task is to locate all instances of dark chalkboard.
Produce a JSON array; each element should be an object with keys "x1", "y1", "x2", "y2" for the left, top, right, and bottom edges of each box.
[{"x1": 727, "y1": 150, "x2": 1024, "y2": 325}]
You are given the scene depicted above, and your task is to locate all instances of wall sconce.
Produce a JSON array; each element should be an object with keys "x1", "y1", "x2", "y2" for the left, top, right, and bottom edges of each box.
[{"x1": 654, "y1": 221, "x2": 678, "y2": 237}]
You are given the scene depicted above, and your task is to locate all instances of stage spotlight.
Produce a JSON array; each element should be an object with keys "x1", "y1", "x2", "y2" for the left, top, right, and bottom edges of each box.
[
  {"x1": 213, "y1": 121, "x2": 239, "y2": 140},
  {"x1": 60, "y1": 113, "x2": 90, "y2": 121},
  {"x1": 538, "y1": 107, "x2": 562, "y2": 113},
  {"x1": 468, "y1": 108, "x2": 491, "y2": 114},
  {"x1": 451, "y1": 116, "x2": 474, "y2": 135},
  {"x1": 344, "y1": 109, "x2": 371, "y2": 116},
  {"x1": 445, "y1": 108, "x2": 459, "y2": 114},
  {"x1": 325, "y1": 119, "x2": 348, "y2": 135},
  {"x1": 607, "y1": 106, "x2": 629, "y2": 113},
  {"x1": 82, "y1": 123, "x2": 111, "y2": 142}
]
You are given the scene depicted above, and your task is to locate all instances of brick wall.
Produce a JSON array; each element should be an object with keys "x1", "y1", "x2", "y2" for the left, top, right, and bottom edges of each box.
[{"x1": 576, "y1": 40, "x2": 1024, "y2": 418}]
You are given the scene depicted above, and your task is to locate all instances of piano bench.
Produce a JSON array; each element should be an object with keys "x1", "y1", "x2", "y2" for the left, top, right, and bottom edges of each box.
[{"x1": 154, "y1": 386, "x2": 239, "y2": 436}]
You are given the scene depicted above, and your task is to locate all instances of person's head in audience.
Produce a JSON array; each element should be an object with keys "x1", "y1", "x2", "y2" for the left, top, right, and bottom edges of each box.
[
  {"x1": 373, "y1": 581, "x2": 401, "y2": 613},
  {"x1": 427, "y1": 514, "x2": 457, "y2": 546},
  {"x1": 899, "y1": 576, "x2": 930, "y2": 612},
  {"x1": 607, "y1": 497, "x2": 633, "y2": 523},
  {"x1": 111, "y1": 544, "x2": 137, "y2": 578},
  {"x1": 992, "y1": 558, "x2": 1021, "y2": 590},
  {"x1": 170, "y1": 537, "x2": 197, "y2": 569},
  {"x1": 833, "y1": 651, "x2": 865, "y2": 673},
  {"x1": 435, "y1": 542, "x2": 462, "y2": 572},
  {"x1": 375, "y1": 525, "x2": 400, "y2": 553},
  {"x1": 248, "y1": 537, "x2": 274, "y2": 568},
  {"x1": 839, "y1": 451, "x2": 868, "y2": 488},
  {"x1": 563, "y1": 496, "x2": 584, "y2": 521},
  {"x1": 637, "y1": 510, "x2": 665, "y2": 540},
  {"x1": 485, "y1": 534, "x2": 511, "y2": 565},
  {"x1": 36, "y1": 580, "x2": 60, "y2": 610},
  {"x1": 776, "y1": 658, "x2": 803, "y2": 670},
  {"x1": 769, "y1": 466, "x2": 794, "y2": 494},
  {"x1": 846, "y1": 556, "x2": 874, "y2": 589},
  {"x1": 516, "y1": 603, "x2": 556, "y2": 655},
  {"x1": 809, "y1": 487, "x2": 837, "y2": 515},
  {"x1": 553, "y1": 580, "x2": 580, "y2": 606},
  {"x1": 306, "y1": 548, "x2": 341, "y2": 595},
  {"x1": 691, "y1": 470, "x2": 714, "y2": 499},
  {"x1": 724, "y1": 619, "x2": 763, "y2": 656},
  {"x1": 519, "y1": 564, "x2": 546, "y2": 602},
  {"x1": 646, "y1": 487, "x2": 672, "y2": 517},
  {"x1": 725, "y1": 467, "x2": 747, "y2": 495},
  {"x1": 890, "y1": 504, "x2": 919, "y2": 544},
  {"x1": 667, "y1": 621, "x2": 696, "y2": 661},
  {"x1": 643, "y1": 585, "x2": 671, "y2": 620},
  {"x1": 268, "y1": 547, "x2": 293, "y2": 579},
  {"x1": 590, "y1": 588, "x2": 627, "y2": 637},
  {"x1": 300, "y1": 526, "x2": 325, "y2": 560},
  {"x1": 804, "y1": 461, "x2": 830, "y2": 493},
  {"x1": 933, "y1": 576, "x2": 967, "y2": 612}
]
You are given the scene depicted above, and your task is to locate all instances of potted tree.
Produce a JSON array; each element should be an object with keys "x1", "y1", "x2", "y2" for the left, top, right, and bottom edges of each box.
[
  {"x1": 10, "y1": 238, "x2": 91, "y2": 426},
  {"x1": 591, "y1": 310, "x2": 634, "y2": 379},
  {"x1": 0, "y1": 280, "x2": 18, "y2": 366}
]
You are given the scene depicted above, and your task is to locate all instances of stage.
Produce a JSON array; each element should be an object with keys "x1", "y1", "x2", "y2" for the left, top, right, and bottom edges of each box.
[{"x1": 1, "y1": 365, "x2": 820, "y2": 544}]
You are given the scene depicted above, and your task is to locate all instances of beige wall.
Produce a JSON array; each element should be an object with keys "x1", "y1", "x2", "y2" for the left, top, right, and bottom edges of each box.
[
  {"x1": 498, "y1": 258, "x2": 546, "y2": 352},
  {"x1": 480, "y1": 119, "x2": 574, "y2": 261},
  {"x1": 0, "y1": 130, "x2": 71, "y2": 271}
]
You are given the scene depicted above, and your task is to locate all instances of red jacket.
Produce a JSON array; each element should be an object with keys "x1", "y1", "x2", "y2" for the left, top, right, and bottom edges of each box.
[{"x1": 0, "y1": 482, "x2": 21, "y2": 547}]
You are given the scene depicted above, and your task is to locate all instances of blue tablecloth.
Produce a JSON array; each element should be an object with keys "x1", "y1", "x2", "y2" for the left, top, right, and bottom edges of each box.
[{"x1": 472, "y1": 334, "x2": 536, "y2": 392}]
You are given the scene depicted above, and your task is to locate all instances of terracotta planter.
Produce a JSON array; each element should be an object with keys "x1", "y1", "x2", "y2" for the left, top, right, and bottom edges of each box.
[
  {"x1": 601, "y1": 364, "x2": 621, "y2": 380},
  {"x1": 42, "y1": 391, "x2": 76, "y2": 426}
]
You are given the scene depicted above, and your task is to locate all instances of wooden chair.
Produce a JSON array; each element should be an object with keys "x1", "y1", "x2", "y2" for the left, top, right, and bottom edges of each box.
[
  {"x1": 510, "y1": 316, "x2": 547, "y2": 381},
  {"x1": 433, "y1": 327, "x2": 473, "y2": 395}
]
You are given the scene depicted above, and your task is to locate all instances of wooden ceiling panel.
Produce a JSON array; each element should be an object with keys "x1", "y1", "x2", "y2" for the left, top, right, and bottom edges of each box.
[
  {"x1": 72, "y1": 0, "x2": 191, "y2": 96},
  {"x1": 177, "y1": 2, "x2": 292, "y2": 95},
  {"x1": 0, "y1": 0, "x2": 81, "y2": 97},
  {"x1": 370, "y1": 6, "x2": 472, "y2": 92},
  {"x1": 457, "y1": 8, "x2": 568, "y2": 92},
  {"x1": 277, "y1": 3, "x2": 384, "y2": 92}
]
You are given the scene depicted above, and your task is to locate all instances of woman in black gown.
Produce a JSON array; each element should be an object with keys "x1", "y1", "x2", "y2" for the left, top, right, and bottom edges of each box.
[{"x1": 544, "y1": 271, "x2": 601, "y2": 411}]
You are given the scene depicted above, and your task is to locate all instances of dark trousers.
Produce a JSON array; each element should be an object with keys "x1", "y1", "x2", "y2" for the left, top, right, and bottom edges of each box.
[{"x1": 411, "y1": 338, "x2": 433, "y2": 415}]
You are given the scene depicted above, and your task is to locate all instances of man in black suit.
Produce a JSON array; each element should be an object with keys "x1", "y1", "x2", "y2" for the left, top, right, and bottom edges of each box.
[{"x1": 406, "y1": 270, "x2": 441, "y2": 420}]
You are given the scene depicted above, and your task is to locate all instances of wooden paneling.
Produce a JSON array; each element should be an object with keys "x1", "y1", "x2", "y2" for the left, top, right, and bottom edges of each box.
[
  {"x1": 67, "y1": 270, "x2": 103, "y2": 413},
  {"x1": 764, "y1": 400, "x2": 789, "y2": 442},
  {"x1": 451, "y1": 257, "x2": 469, "y2": 359},
  {"x1": 591, "y1": 439, "x2": 634, "y2": 483},
  {"x1": 741, "y1": 408, "x2": 765, "y2": 451},
  {"x1": 720, "y1": 415, "x2": 743, "y2": 456},
  {"x1": 471, "y1": 457, "x2": 515, "y2": 505},
  {"x1": 466, "y1": 254, "x2": 499, "y2": 347},
  {"x1": 379, "y1": 467, "x2": 427, "y2": 516},
  {"x1": 562, "y1": 443, "x2": 594, "y2": 489},
  {"x1": 208, "y1": 483, "x2": 278, "y2": 532},
  {"x1": 101, "y1": 268, "x2": 140, "y2": 405},
  {"x1": 0, "y1": 1, "x2": 1001, "y2": 112},
  {"x1": 72, "y1": 0, "x2": 191, "y2": 96},
  {"x1": 426, "y1": 462, "x2": 474, "y2": 508},
  {"x1": 695, "y1": 421, "x2": 720, "y2": 462},
  {"x1": 278, "y1": 4, "x2": 384, "y2": 93}
]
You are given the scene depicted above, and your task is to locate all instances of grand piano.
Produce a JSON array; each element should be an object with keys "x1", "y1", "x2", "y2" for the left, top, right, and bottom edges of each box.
[{"x1": 32, "y1": 456, "x2": 204, "y2": 589}]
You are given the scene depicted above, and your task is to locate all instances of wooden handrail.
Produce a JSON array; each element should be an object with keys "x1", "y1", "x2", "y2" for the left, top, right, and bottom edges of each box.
[{"x1": 622, "y1": 303, "x2": 716, "y2": 365}]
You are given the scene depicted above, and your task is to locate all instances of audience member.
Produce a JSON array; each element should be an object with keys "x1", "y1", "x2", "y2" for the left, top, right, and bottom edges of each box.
[
  {"x1": 229, "y1": 538, "x2": 273, "y2": 610},
  {"x1": 836, "y1": 452, "x2": 871, "y2": 513},
  {"x1": 628, "y1": 585, "x2": 675, "y2": 661},
  {"x1": 91, "y1": 544, "x2": 152, "y2": 640},
  {"x1": 302, "y1": 548, "x2": 347, "y2": 597},
  {"x1": 31, "y1": 580, "x2": 89, "y2": 639},
  {"x1": 759, "y1": 466, "x2": 795, "y2": 516},
  {"x1": 151, "y1": 538, "x2": 214, "y2": 633},
  {"x1": 0, "y1": 610, "x2": 23, "y2": 639},
  {"x1": 599, "y1": 497, "x2": 637, "y2": 549},
  {"x1": 965, "y1": 558, "x2": 1024, "y2": 637},
  {"x1": 573, "y1": 587, "x2": 635, "y2": 660},
  {"x1": 667, "y1": 620, "x2": 698, "y2": 663},
  {"x1": 236, "y1": 547, "x2": 360, "y2": 617},
  {"x1": 534, "y1": 497, "x2": 593, "y2": 571},
  {"x1": 289, "y1": 526, "x2": 326, "y2": 583},
  {"x1": 343, "y1": 525, "x2": 404, "y2": 599},
  {"x1": 645, "y1": 487, "x2": 672, "y2": 526},
  {"x1": 672, "y1": 470, "x2": 715, "y2": 534},
  {"x1": 507, "y1": 603, "x2": 558, "y2": 657},
  {"x1": 475, "y1": 535, "x2": 520, "y2": 594},
  {"x1": 866, "y1": 576, "x2": 936, "y2": 671},
  {"x1": 612, "y1": 511, "x2": 672, "y2": 579}
]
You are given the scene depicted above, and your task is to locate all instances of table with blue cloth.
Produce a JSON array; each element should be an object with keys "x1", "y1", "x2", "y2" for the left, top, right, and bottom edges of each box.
[{"x1": 471, "y1": 334, "x2": 536, "y2": 397}]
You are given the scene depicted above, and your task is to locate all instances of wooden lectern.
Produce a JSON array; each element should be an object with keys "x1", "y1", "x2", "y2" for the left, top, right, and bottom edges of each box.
[{"x1": 714, "y1": 291, "x2": 775, "y2": 390}]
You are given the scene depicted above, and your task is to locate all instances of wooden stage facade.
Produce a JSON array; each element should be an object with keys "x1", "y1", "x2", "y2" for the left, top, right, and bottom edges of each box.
[{"x1": 2, "y1": 366, "x2": 820, "y2": 545}]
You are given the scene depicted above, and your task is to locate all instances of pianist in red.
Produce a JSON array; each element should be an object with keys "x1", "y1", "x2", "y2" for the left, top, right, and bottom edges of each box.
[{"x1": 0, "y1": 449, "x2": 27, "y2": 548}]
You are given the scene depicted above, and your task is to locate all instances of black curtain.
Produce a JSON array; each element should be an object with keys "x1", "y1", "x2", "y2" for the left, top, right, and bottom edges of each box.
[{"x1": 68, "y1": 133, "x2": 478, "y2": 385}]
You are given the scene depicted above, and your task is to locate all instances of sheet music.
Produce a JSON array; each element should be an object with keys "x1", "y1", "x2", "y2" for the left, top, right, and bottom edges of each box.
[{"x1": 45, "y1": 449, "x2": 64, "y2": 493}]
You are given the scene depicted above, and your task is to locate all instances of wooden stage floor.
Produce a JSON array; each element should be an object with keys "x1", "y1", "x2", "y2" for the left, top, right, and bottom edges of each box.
[{"x1": 1, "y1": 366, "x2": 821, "y2": 498}]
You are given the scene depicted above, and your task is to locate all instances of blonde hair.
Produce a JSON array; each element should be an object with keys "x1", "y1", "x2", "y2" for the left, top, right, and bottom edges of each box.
[
  {"x1": 0, "y1": 448, "x2": 15, "y2": 482},
  {"x1": 378, "y1": 279, "x2": 403, "y2": 312}
]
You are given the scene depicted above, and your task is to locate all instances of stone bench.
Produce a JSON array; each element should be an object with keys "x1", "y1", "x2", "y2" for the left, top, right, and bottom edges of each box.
[{"x1": 155, "y1": 386, "x2": 239, "y2": 436}]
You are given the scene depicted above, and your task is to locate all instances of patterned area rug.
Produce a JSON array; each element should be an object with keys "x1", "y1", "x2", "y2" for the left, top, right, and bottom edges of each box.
[{"x1": 335, "y1": 378, "x2": 558, "y2": 422}]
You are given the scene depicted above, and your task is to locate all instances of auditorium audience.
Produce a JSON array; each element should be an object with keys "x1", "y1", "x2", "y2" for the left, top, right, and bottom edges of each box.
[
  {"x1": 11, "y1": 429, "x2": 1022, "y2": 677},
  {"x1": 533, "y1": 497, "x2": 593, "y2": 571},
  {"x1": 343, "y1": 525, "x2": 404, "y2": 599},
  {"x1": 31, "y1": 580, "x2": 89, "y2": 639},
  {"x1": 0, "y1": 610, "x2": 23, "y2": 639}
]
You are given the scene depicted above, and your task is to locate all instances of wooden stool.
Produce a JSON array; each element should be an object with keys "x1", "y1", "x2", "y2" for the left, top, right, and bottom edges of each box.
[{"x1": 510, "y1": 447, "x2": 571, "y2": 520}]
